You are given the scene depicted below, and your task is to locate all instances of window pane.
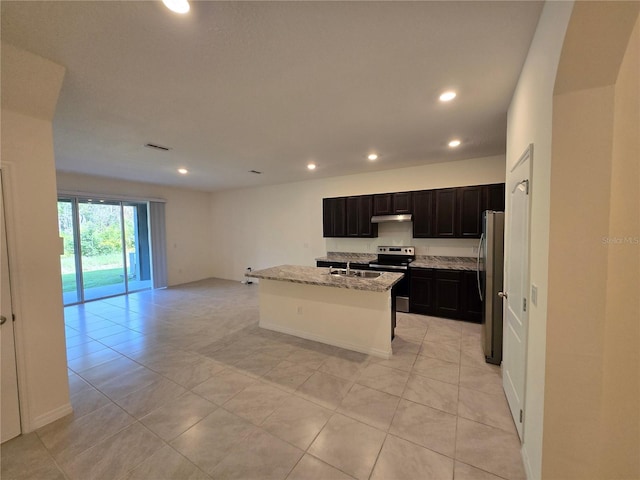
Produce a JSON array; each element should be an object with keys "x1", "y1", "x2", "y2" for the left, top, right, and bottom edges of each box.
[
  {"x1": 123, "y1": 203, "x2": 152, "y2": 293},
  {"x1": 78, "y1": 200, "x2": 126, "y2": 301},
  {"x1": 58, "y1": 198, "x2": 81, "y2": 305}
]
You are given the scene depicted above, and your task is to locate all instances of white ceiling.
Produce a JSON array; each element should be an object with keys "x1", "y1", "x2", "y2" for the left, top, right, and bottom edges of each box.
[{"x1": 1, "y1": 1, "x2": 543, "y2": 192}]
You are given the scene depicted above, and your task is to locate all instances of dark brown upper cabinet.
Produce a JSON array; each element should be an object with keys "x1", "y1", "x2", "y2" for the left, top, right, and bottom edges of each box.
[
  {"x1": 322, "y1": 197, "x2": 346, "y2": 237},
  {"x1": 346, "y1": 195, "x2": 377, "y2": 237},
  {"x1": 373, "y1": 194, "x2": 393, "y2": 215},
  {"x1": 373, "y1": 192, "x2": 413, "y2": 215},
  {"x1": 433, "y1": 188, "x2": 457, "y2": 237},
  {"x1": 485, "y1": 183, "x2": 506, "y2": 212},
  {"x1": 458, "y1": 186, "x2": 484, "y2": 238},
  {"x1": 393, "y1": 192, "x2": 412, "y2": 214},
  {"x1": 324, "y1": 183, "x2": 504, "y2": 239},
  {"x1": 412, "y1": 190, "x2": 433, "y2": 238}
]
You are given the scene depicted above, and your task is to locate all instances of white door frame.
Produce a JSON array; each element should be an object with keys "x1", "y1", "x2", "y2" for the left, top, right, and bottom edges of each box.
[
  {"x1": 0, "y1": 164, "x2": 30, "y2": 434},
  {"x1": 503, "y1": 144, "x2": 533, "y2": 440}
]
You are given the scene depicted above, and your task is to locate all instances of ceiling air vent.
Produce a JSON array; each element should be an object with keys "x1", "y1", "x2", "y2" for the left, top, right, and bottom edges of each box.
[
  {"x1": 249, "y1": 170, "x2": 262, "y2": 174},
  {"x1": 144, "y1": 143, "x2": 171, "y2": 151}
]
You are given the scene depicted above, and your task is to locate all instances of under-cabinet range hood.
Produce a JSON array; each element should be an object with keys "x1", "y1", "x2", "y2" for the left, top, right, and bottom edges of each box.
[{"x1": 371, "y1": 214, "x2": 413, "y2": 223}]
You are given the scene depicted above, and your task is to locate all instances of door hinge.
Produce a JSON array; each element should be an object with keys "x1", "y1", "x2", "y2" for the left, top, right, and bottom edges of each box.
[
  {"x1": 523, "y1": 298, "x2": 527, "y2": 312},
  {"x1": 519, "y1": 409, "x2": 524, "y2": 423}
]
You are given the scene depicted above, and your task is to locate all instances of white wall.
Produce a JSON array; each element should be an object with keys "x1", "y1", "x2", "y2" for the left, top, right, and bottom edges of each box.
[
  {"x1": 56, "y1": 172, "x2": 213, "y2": 287},
  {"x1": 210, "y1": 155, "x2": 505, "y2": 281},
  {"x1": 544, "y1": 4, "x2": 640, "y2": 478},
  {"x1": 505, "y1": 2, "x2": 574, "y2": 479},
  {"x1": 1, "y1": 44, "x2": 71, "y2": 431}
]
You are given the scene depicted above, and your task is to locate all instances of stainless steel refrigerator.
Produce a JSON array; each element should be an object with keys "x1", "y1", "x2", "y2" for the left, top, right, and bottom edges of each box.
[{"x1": 476, "y1": 211, "x2": 505, "y2": 365}]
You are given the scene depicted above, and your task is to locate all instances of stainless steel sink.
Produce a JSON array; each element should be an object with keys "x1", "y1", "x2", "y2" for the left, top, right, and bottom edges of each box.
[
  {"x1": 328, "y1": 269, "x2": 382, "y2": 279},
  {"x1": 352, "y1": 270, "x2": 382, "y2": 278}
]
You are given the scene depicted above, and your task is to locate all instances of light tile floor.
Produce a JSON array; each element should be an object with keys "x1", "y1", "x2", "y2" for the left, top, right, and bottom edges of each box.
[{"x1": 1, "y1": 278, "x2": 525, "y2": 480}]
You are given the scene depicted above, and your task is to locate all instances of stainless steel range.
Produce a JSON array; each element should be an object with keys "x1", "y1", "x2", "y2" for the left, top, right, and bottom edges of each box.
[{"x1": 369, "y1": 246, "x2": 415, "y2": 313}]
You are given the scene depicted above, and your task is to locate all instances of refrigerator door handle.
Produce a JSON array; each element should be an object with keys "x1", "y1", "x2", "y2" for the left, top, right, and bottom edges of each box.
[{"x1": 476, "y1": 233, "x2": 484, "y2": 301}]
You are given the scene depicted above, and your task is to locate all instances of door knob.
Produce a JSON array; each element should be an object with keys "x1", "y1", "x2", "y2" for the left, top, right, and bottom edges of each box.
[
  {"x1": 0, "y1": 315, "x2": 7, "y2": 326},
  {"x1": 498, "y1": 292, "x2": 508, "y2": 299}
]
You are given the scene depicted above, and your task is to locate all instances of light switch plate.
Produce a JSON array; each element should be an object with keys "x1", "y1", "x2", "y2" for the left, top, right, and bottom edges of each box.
[{"x1": 531, "y1": 284, "x2": 538, "y2": 306}]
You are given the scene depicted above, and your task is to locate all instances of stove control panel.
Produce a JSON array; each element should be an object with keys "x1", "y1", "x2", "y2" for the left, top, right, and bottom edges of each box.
[{"x1": 377, "y1": 246, "x2": 415, "y2": 256}]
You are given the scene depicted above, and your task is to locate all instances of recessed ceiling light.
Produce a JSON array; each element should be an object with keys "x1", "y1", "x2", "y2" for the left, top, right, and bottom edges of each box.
[
  {"x1": 448, "y1": 139, "x2": 461, "y2": 148},
  {"x1": 178, "y1": 168, "x2": 188, "y2": 174},
  {"x1": 439, "y1": 91, "x2": 457, "y2": 102},
  {"x1": 367, "y1": 154, "x2": 378, "y2": 161},
  {"x1": 162, "y1": 0, "x2": 190, "y2": 14},
  {"x1": 307, "y1": 163, "x2": 316, "y2": 171}
]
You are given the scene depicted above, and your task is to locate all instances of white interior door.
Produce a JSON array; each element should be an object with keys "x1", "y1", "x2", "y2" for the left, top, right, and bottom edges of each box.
[
  {"x1": 502, "y1": 145, "x2": 532, "y2": 440},
  {"x1": 1, "y1": 171, "x2": 21, "y2": 443}
]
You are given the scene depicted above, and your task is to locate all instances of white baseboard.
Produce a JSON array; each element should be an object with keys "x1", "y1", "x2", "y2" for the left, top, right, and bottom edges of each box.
[
  {"x1": 29, "y1": 403, "x2": 73, "y2": 431},
  {"x1": 260, "y1": 321, "x2": 392, "y2": 359}
]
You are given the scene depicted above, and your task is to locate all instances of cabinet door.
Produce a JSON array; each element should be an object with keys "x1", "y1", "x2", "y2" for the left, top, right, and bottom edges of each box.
[
  {"x1": 333, "y1": 197, "x2": 346, "y2": 237},
  {"x1": 412, "y1": 190, "x2": 433, "y2": 238},
  {"x1": 409, "y1": 268, "x2": 435, "y2": 315},
  {"x1": 434, "y1": 188, "x2": 457, "y2": 237},
  {"x1": 322, "y1": 197, "x2": 346, "y2": 237},
  {"x1": 435, "y1": 270, "x2": 463, "y2": 318},
  {"x1": 322, "y1": 198, "x2": 333, "y2": 237},
  {"x1": 393, "y1": 192, "x2": 412, "y2": 214},
  {"x1": 485, "y1": 183, "x2": 506, "y2": 211},
  {"x1": 346, "y1": 196, "x2": 360, "y2": 237},
  {"x1": 358, "y1": 195, "x2": 377, "y2": 237},
  {"x1": 462, "y1": 270, "x2": 483, "y2": 322},
  {"x1": 458, "y1": 186, "x2": 484, "y2": 238},
  {"x1": 373, "y1": 194, "x2": 393, "y2": 215}
]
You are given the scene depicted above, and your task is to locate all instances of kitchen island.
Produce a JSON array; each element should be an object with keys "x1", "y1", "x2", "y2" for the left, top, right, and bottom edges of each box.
[{"x1": 247, "y1": 265, "x2": 403, "y2": 359}]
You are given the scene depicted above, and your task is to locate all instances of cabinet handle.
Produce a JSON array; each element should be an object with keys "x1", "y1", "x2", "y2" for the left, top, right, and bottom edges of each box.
[{"x1": 0, "y1": 315, "x2": 7, "y2": 326}]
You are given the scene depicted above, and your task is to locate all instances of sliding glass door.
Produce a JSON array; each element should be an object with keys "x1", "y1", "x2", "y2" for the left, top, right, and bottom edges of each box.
[
  {"x1": 58, "y1": 197, "x2": 153, "y2": 305},
  {"x1": 58, "y1": 198, "x2": 82, "y2": 305},
  {"x1": 78, "y1": 199, "x2": 126, "y2": 301}
]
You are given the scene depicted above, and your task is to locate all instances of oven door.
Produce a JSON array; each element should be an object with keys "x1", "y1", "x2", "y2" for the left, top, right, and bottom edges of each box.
[{"x1": 369, "y1": 264, "x2": 410, "y2": 313}]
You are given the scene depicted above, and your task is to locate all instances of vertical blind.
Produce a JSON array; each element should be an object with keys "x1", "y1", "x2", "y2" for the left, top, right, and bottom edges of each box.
[{"x1": 149, "y1": 201, "x2": 168, "y2": 289}]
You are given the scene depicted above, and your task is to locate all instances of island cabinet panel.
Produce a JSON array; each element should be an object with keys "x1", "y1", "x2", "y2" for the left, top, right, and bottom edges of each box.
[
  {"x1": 434, "y1": 188, "x2": 457, "y2": 237},
  {"x1": 412, "y1": 190, "x2": 434, "y2": 238},
  {"x1": 409, "y1": 268, "x2": 435, "y2": 315},
  {"x1": 346, "y1": 195, "x2": 377, "y2": 237},
  {"x1": 373, "y1": 192, "x2": 412, "y2": 215},
  {"x1": 462, "y1": 270, "x2": 483, "y2": 323},
  {"x1": 458, "y1": 186, "x2": 484, "y2": 238},
  {"x1": 323, "y1": 197, "x2": 346, "y2": 237}
]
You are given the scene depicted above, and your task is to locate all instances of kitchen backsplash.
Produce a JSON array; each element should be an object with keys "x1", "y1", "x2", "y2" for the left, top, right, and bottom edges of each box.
[{"x1": 326, "y1": 221, "x2": 480, "y2": 257}]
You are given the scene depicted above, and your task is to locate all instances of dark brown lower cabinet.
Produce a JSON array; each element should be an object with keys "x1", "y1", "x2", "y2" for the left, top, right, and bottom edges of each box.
[
  {"x1": 409, "y1": 268, "x2": 435, "y2": 315},
  {"x1": 434, "y1": 270, "x2": 463, "y2": 318},
  {"x1": 462, "y1": 270, "x2": 483, "y2": 322},
  {"x1": 410, "y1": 268, "x2": 482, "y2": 322}
]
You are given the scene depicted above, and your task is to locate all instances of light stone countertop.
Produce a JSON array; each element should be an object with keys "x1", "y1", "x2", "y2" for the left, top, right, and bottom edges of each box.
[
  {"x1": 316, "y1": 252, "x2": 478, "y2": 271},
  {"x1": 247, "y1": 265, "x2": 403, "y2": 292},
  {"x1": 315, "y1": 252, "x2": 377, "y2": 264},
  {"x1": 410, "y1": 256, "x2": 478, "y2": 271}
]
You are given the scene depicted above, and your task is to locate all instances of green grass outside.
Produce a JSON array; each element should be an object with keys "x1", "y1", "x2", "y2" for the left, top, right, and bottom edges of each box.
[{"x1": 61, "y1": 268, "x2": 125, "y2": 292}]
